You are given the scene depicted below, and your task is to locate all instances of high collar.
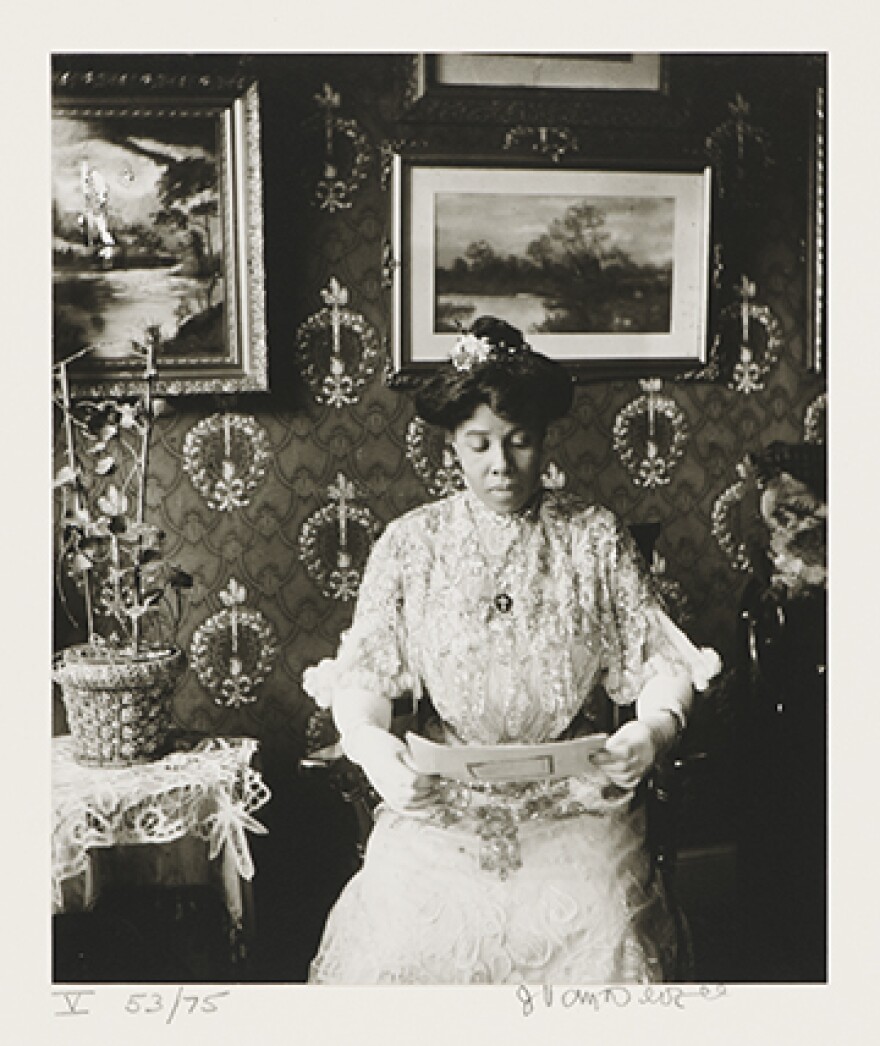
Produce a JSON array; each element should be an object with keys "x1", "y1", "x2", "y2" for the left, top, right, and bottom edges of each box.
[{"x1": 461, "y1": 485, "x2": 545, "y2": 529}]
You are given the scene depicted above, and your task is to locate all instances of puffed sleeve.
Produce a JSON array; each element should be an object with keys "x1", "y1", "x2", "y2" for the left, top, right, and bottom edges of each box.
[
  {"x1": 302, "y1": 520, "x2": 416, "y2": 710},
  {"x1": 589, "y1": 510, "x2": 721, "y2": 709}
]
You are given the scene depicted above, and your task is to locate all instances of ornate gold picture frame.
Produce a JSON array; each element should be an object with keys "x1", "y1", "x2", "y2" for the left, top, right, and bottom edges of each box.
[{"x1": 52, "y1": 68, "x2": 268, "y2": 396}]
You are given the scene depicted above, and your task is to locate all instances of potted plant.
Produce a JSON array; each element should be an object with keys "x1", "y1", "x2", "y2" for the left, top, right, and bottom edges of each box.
[{"x1": 52, "y1": 327, "x2": 192, "y2": 765}]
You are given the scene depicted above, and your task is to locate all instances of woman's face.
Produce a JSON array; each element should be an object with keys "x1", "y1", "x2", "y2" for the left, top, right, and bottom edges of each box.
[{"x1": 451, "y1": 403, "x2": 544, "y2": 514}]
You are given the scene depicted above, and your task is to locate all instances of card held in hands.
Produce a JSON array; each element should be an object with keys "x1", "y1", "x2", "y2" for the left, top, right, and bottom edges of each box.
[{"x1": 404, "y1": 731, "x2": 609, "y2": 784}]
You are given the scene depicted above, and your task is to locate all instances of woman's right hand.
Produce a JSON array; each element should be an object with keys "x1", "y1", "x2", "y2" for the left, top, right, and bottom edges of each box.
[{"x1": 343, "y1": 726, "x2": 438, "y2": 814}]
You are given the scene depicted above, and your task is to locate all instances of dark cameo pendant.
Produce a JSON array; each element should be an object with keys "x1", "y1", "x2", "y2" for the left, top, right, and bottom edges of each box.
[{"x1": 494, "y1": 593, "x2": 513, "y2": 614}]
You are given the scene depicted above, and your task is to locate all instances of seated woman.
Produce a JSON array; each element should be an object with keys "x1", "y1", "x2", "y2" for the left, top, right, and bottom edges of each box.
[{"x1": 304, "y1": 316, "x2": 720, "y2": 984}]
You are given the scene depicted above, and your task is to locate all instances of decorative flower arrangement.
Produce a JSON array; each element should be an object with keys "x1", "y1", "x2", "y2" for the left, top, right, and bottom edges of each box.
[
  {"x1": 714, "y1": 444, "x2": 827, "y2": 602},
  {"x1": 53, "y1": 327, "x2": 192, "y2": 655},
  {"x1": 759, "y1": 471, "x2": 827, "y2": 600}
]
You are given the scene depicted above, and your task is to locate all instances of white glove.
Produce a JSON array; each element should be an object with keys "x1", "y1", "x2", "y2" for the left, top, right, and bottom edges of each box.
[
  {"x1": 342, "y1": 725, "x2": 438, "y2": 815},
  {"x1": 590, "y1": 712, "x2": 679, "y2": 791}
]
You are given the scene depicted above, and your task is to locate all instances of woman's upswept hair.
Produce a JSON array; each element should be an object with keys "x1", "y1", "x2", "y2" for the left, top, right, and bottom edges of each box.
[{"x1": 413, "y1": 316, "x2": 574, "y2": 433}]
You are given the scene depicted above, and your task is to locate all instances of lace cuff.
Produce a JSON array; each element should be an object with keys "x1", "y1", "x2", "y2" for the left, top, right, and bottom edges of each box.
[
  {"x1": 604, "y1": 610, "x2": 721, "y2": 709},
  {"x1": 650, "y1": 609, "x2": 723, "y2": 692}
]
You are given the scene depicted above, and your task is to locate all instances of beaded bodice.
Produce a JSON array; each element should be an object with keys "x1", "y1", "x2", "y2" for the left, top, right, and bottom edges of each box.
[{"x1": 319, "y1": 490, "x2": 691, "y2": 746}]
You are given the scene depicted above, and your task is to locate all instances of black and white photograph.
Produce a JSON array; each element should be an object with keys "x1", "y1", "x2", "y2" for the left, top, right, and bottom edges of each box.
[{"x1": 6, "y1": 21, "x2": 870, "y2": 1042}]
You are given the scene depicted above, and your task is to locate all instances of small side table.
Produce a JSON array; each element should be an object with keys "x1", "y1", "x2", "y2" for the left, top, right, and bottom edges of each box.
[{"x1": 52, "y1": 735, "x2": 271, "y2": 965}]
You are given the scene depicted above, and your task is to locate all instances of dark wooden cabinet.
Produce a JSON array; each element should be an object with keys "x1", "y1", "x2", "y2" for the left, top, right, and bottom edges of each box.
[{"x1": 734, "y1": 578, "x2": 827, "y2": 981}]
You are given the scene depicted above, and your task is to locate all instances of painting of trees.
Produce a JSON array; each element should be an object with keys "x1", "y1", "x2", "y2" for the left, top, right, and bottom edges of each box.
[
  {"x1": 52, "y1": 111, "x2": 224, "y2": 360},
  {"x1": 434, "y1": 194, "x2": 674, "y2": 334},
  {"x1": 153, "y1": 156, "x2": 222, "y2": 310}
]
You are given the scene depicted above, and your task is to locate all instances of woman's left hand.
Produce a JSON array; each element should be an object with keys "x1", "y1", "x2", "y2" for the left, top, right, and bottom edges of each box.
[{"x1": 590, "y1": 720, "x2": 657, "y2": 790}]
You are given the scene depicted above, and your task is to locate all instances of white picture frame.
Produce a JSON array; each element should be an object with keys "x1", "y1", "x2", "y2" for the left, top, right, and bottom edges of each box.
[{"x1": 391, "y1": 156, "x2": 712, "y2": 379}]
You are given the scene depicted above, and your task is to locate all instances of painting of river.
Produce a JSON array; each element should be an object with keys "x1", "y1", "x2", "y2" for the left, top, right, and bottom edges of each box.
[
  {"x1": 434, "y1": 192, "x2": 674, "y2": 336},
  {"x1": 52, "y1": 110, "x2": 224, "y2": 364}
]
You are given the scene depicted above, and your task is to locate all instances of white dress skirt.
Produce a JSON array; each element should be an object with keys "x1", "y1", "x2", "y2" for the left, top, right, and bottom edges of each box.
[{"x1": 309, "y1": 787, "x2": 683, "y2": 984}]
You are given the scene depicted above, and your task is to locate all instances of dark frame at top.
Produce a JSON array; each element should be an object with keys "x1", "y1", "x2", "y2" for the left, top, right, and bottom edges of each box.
[{"x1": 397, "y1": 53, "x2": 690, "y2": 132}]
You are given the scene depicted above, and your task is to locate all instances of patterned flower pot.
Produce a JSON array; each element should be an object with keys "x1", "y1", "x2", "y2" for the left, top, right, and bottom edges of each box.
[{"x1": 52, "y1": 645, "x2": 186, "y2": 767}]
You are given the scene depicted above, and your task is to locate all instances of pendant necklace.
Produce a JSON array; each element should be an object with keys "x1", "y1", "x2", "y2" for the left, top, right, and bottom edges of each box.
[{"x1": 466, "y1": 500, "x2": 520, "y2": 615}]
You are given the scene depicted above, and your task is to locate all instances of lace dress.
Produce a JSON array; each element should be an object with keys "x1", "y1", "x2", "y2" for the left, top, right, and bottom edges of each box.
[{"x1": 305, "y1": 489, "x2": 712, "y2": 984}]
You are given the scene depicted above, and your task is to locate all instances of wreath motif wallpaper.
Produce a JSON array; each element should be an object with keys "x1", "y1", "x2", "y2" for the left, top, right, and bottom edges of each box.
[{"x1": 53, "y1": 54, "x2": 826, "y2": 797}]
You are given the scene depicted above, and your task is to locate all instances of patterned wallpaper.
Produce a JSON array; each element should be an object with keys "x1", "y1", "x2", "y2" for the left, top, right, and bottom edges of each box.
[{"x1": 53, "y1": 53, "x2": 827, "y2": 775}]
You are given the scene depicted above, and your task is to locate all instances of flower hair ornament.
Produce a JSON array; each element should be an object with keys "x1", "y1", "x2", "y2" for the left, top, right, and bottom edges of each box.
[{"x1": 448, "y1": 331, "x2": 532, "y2": 372}]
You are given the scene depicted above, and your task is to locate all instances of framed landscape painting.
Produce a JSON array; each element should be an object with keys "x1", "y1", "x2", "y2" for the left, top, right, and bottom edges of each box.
[
  {"x1": 52, "y1": 74, "x2": 267, "y2": 396},
  {"x1": 390, "y1": 157, "x2": 712, "y2": 381}
]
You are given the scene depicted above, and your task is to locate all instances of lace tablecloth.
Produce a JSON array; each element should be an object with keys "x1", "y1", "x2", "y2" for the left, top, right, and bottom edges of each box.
[{"x1": 52, "y1": 735, "x2": 271, "y2": 926}]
